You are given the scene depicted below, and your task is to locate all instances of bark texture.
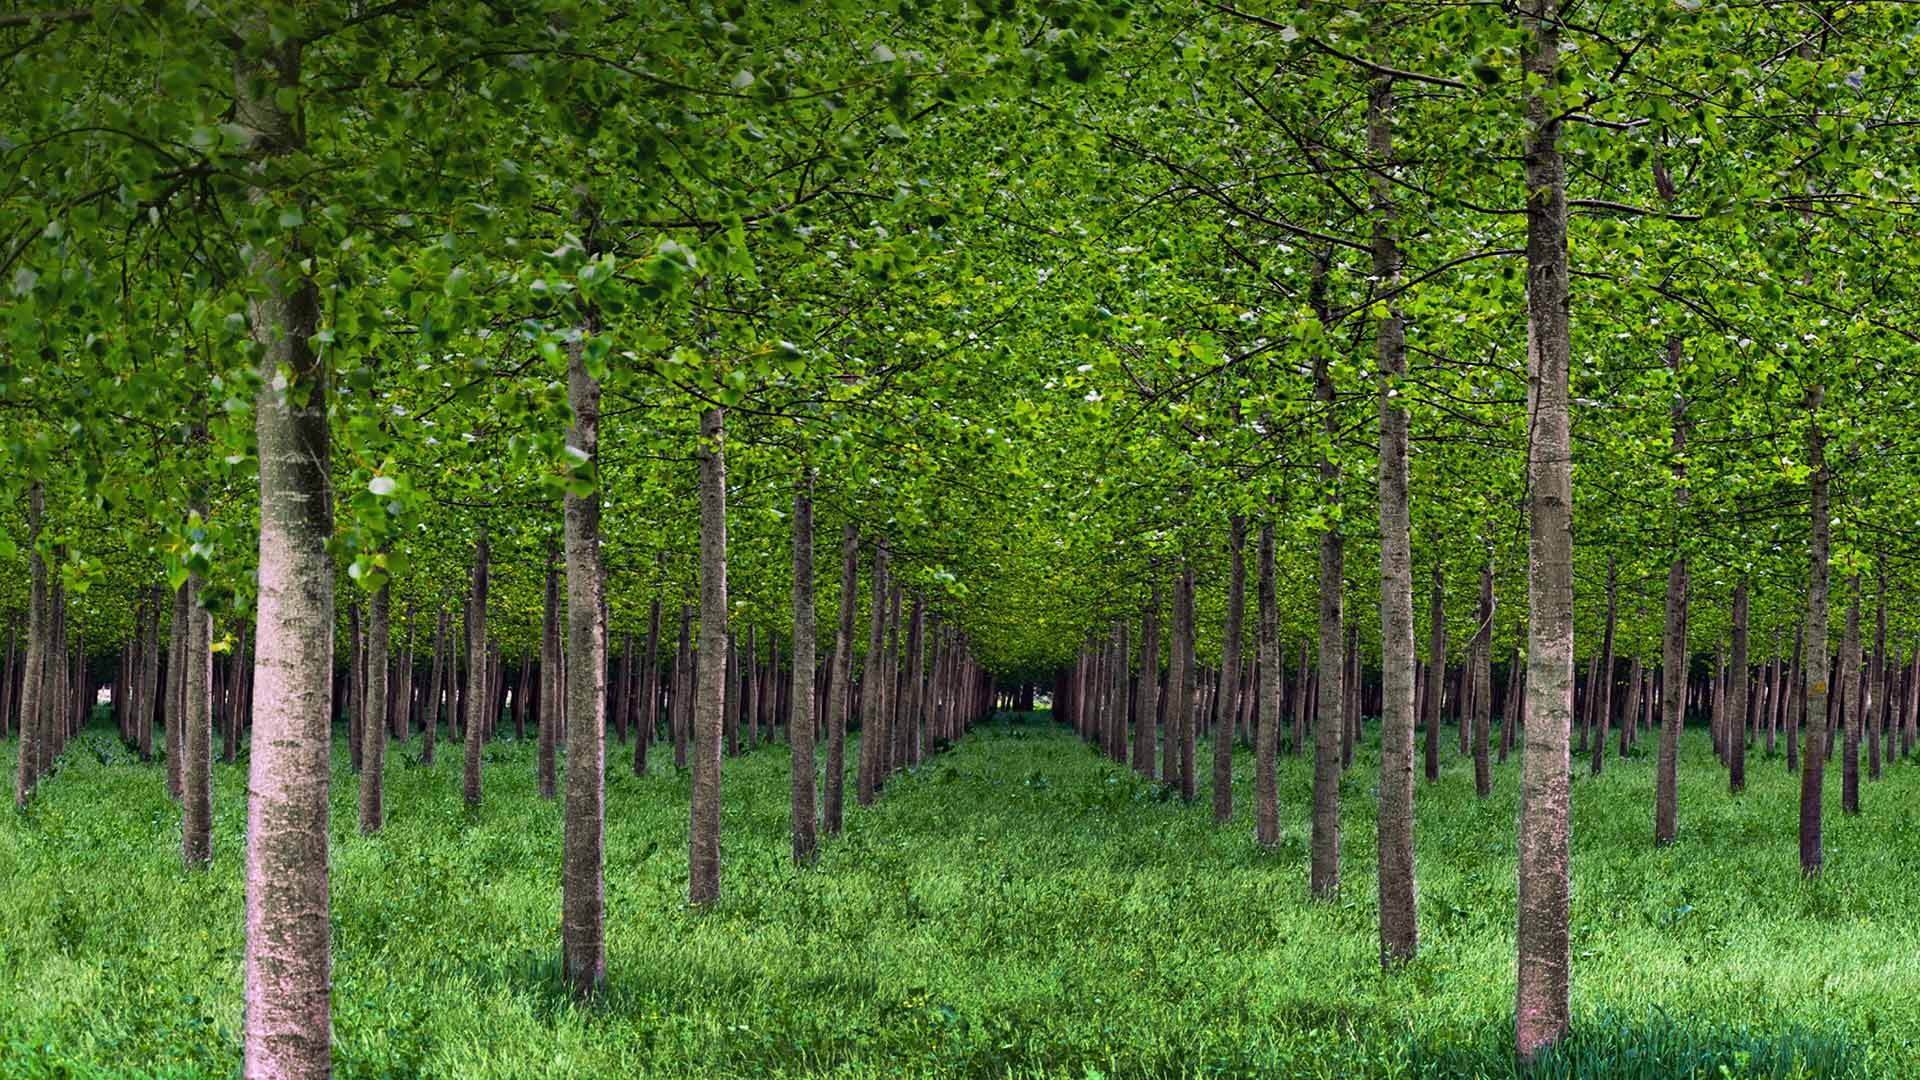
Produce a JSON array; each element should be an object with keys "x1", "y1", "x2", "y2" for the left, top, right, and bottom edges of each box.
[
  {"x1": 1213, "y1": 515, "x2": 1245, "y2": 824},
  {"x1": 789, "y1": 478, "x2": 819, "y2": 865},
  {"x1": 236, "y1": 22, "x2": 335, "y2": 1077},
  {"x1": 688, "y1": 406, "x2": 728, "y2": 906},
  {"x1": 462, "y1": 528, "x2": 489, "y2": 808},
  {"x1": 824, "y1": 524, "x2": 858, "y2": 836},
  {"x1": 562, "y1": 335, "x2": 608, "y2": 992},
  {"x1": 357, "y1": 583, "x2": 390, "y2": 834},
  {"x1": 1515, "y1": 0, "x2": 1575, "y2": 1058}
]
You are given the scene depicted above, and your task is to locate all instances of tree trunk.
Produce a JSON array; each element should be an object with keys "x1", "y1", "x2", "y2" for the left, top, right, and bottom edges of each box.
[
  {"x1": 183, "y1": 577, "x2": 214, "y2": 867},
  {"x1": 1514, "y1": 0, "x2": 1575, "y2": 1057},
  {"x1": 1136, "y1": 577, "x2": 1161, "y2": 779},
  {"x1": 538, "y1": 554, "x2": 560, "y2": 800},
  {"x1": 688, "y1": 406, "x2": 728, "y2": 905},
  {"x1": 348, "y1": 602, "x2": 363, "y2": 772},
  {"x1": 462, "y1": 529, "x2": 490, "y2": 807},
  {"x1": 1471, "y1": 562, "x2": 1494, "y2": 799},
  {"x1": 1424, "y1": 563, "x2": 1445, "y2": 783},
  {"x1": 1729, "y1": 581, "x2": 1748, "y2": 795},
  {"x1": 1214, "y1": 514, "x2": 1245, "y2": 824},
  {"x1": 1499, "y1": 647, "x2": 1521, "y2": 764},
  {"x1": 856, "y1": 537, "x2": 890, "y2": 807},
  {"x1": 562, "y1": 334, "x2": 609, "y2": 991},
  {"x1": 825, "y1": 523, "x2": 857, "y2": 836},
  {"x1": 1868, "y1": 566, "x2": 1885, "y2": 782},
  {"x1": 1655, "y1": 336, "x2": 1688, "y2": 848},
  {"x1": 1177, "y1": 560, "x2": 1199, "y2": 802},
  {"x1": 1800, "y1": 386, "x2": 1829, "y2": 874},
  {"x1": 1310, "y1": 329, "x2": 1345, "y2": 898},
  {"x1": 12, "y1": 484, "x2": 46, "y2": 809},
  {"x1": 1369, "y1": 56, "x2": 1417, "y2": 939},
  {"x1": 636, "y1": 594, "x2": 661, "y2": 777},
  {"x1": 1840, "y1": 578, "x2": 1862, "y2": 815},
  {"x1": 139, "y1": 585, "x2": 161, "y2": 763},
  {"x1": 236, "y1": 23, "x2": 335, "y2": 1075},
  {"x1": 1256, "y1": 520, "x2": 1283, "y2": 850},
  {"x1": 1591, "y1": 557, "x2": 1616, "y2": 776},
  {"x1": 358, "y1": 583, "x2": 390, "y2": 834},
  {"x1": 1164, "y1": 565, "x2": 1184, "y2": 787},
  {"x1": 789, "y1": 477, "x2": 819, "y2": 865},
  {"x1": 672, "y1": 601, "x2": 691, "y2": 770},
  {"x1": 907, "y1": 599, "x2": 926, "y2": 767},
  {"x1": 165, "y1": 581, "x2": 189, "y2": 801}
]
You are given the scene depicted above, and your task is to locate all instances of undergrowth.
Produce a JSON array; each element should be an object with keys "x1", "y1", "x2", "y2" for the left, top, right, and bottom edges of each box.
[{"x1": 1, "y1": 712, "x2": 1911, "y2": 1077}]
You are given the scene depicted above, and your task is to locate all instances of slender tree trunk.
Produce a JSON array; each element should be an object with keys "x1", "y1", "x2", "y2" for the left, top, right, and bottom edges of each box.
[
  {"x1": 1592, "y1": 557, "x2": 1616, "y2": 776},
  {"x1": 562, "y1": 330, "x2": 609, "y2": 990},
  {"x1": 1471, "y1": 562, "x2": 1494, "y2": 799},
  {"x1": 1514, "y1": 0, "x2": 1575, "y2": 1056},
  {"x1": 1310, "y1": 330, "x2": 1345, "y2": 898},
  {"x1": 223, "y1": 627, "x2": 245, "y2": 764},
  {"x1": 0, "y1": 613, "x2": 15, "y2": 745},
  {"x1": 857, "y1": 538, "x2": 890, "y2": 807},
  {"x1": 1370, "y1": 63, "x2": 1416, "y2": 943},
  {"x1": 672, "y1": 601, "x2": 691, "y2": 770},
  {"x1": 1256, "y1": 521, "x2": 1283, "y2": 849},
  {"x1": 1787, "y1": 625, "x2": 1804, "y2": 775},
  {"x1": 358, "y1": 583, "x2": 390, "y2": 834},
  {"x1": 461, "y1": 529, "x2": 489, "y2": 807},
  {"x1": 1214, "y1": 515, "x2": 1245, "y2": 823},
  {"x1": 1729, "y1": 581, "x2": 1749, "y2": 794},
  {"x1": 12, "y1": 484, "x2": 46, "y2": 809},
  {"x1": 1868, "y1": 566, "x2": 1885, "y2": 782},
  {"x1": 1424, "y1": 563, "x2": 1446, "y2": 783},
  {"x1": 613, "y1": 632, "x2": 631, "y2": 746},
  {"x1": 1293, "y1": 640, "x2": 1309, "y2": 758},
  {"x1": 1655, "y1": 336, "x2": 1688, "y2": 848},
  {"x1": 165, "y1": 582, "x2": 189, "y2": 801},
  {"x1": 907, "y1": 598, "x2": 926, "y2": 767},
  {"x1": 423, "y1": 607, "x2": 446, "y2": 766},
  {"x1": 183, "y1": 576, "x2": 214, "y2": 868},
  {"x1": 789, "y1": 477, "x2": 819, "y2": 865},
  {"x1": 1840, "y1": 578, "x2": 1862, "y2": 815},
  {"x1": 884, "y1": 584, "x2": 905, "y2": 778},
  {"x1": 825, "y1": 523, "x2": 856, "y2": 835},
  {"x1": 1136, "y1": 577, "x2": 1161, "y2": 779},
  {"x1": 236, "y1": 23, "x2": 334, "y2": 1075},
  {"x1": 1177, "y1": 561, "x2": 1200, "y2": 803},
  {"x1": 139, "y1": 586, "x2": 160, "y2": 763},
  {"x1": 688, "y1": 406, "x2": 728, "y2": 905},
  {"x1": 636, "y1": 595, "x2": 661, "y2": 777},
  {"x1": 742, "y1": 624, "x2": 757, "y2": 750},
  {"x1": 1896, "y1": 630, "x2": 1912, "y2": 757},
  {"x1": 393, "y1": 606, "x2": 412, "y2": 743},
  {"x1": 1163, "y1": 565, "x2": 1184, "y2": 787},
  {"x1": 1800, "y1": 387, "x2": 1830, "y2": 873},
  {"x1": 538, "y1": 554, "x2": 560, "y2": 800},
  {"x1": 1499, "y1": 647, "x2": 1521, "y2": 764}
]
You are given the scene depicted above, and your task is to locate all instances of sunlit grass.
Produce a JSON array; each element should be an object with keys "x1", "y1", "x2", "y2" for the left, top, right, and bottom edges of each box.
[{"x1": 0, "y1": 711, "x2": 1910, "y2": 1077}]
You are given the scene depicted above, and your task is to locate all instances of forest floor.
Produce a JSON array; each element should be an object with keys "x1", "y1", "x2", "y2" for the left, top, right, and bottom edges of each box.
[{"x1": 0, "y1": 713, "x2": 1913, "y2": 1078}]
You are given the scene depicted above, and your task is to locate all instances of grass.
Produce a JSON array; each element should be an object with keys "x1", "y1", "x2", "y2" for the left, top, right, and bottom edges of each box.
[{"x1": 1, "y1": 711, "x2": 1915, "y2": 1078}]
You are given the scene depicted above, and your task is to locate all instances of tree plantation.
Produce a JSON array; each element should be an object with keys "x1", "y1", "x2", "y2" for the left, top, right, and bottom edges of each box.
[{"x1": 4, "y1": 1, "x2": 1920, "y2": 1076}]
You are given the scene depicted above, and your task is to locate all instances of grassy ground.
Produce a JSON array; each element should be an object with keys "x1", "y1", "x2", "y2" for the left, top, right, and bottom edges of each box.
[{"x1": 1, "y1": 712, "x2": 1915, "y2": 1078}]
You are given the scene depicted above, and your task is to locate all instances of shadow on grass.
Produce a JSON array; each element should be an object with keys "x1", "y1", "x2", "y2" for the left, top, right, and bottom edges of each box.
[{"x1": 1409, "y1": 1008, "x2": 1866, "y2": 1079}]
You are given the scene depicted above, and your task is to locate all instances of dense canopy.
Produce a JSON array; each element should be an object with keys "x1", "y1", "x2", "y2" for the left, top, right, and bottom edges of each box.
[{"x1": 5, "y1": 0, "x2": 1920, "y2": 1075}]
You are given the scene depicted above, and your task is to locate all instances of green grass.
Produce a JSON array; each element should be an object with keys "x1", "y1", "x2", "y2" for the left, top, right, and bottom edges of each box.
[{"x1": 1, "y1": 712, "x2": 1914, "y2": 1078}]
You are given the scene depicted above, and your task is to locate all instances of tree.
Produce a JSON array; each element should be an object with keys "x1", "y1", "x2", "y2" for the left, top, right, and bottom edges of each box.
[
  {"x1": 689, "y1": 406, "x2": 728, "y2": 906},
  {"x1": 1514, "y1": 0, "x2": 1576, "y2": 1061}
]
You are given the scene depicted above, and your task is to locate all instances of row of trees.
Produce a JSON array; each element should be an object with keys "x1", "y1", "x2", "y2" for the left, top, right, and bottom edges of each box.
[{"x1": 8, "y1": 0, "x2": 1920, "y2": 1070}]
